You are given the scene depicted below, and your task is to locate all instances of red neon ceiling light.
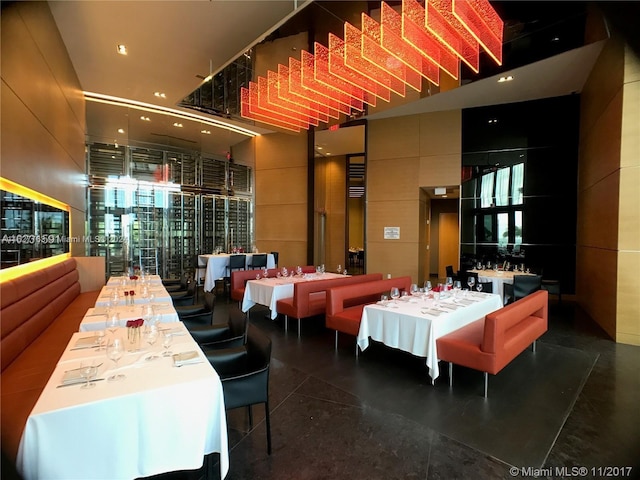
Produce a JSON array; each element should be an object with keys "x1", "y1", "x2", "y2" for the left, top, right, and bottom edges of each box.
[{"x1": 240, "y1": 0, "x2": 503, "y2": 132}]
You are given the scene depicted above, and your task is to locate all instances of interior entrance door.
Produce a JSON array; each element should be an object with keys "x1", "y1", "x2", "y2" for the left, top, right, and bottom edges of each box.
[{"x1": 438, "y1": 212, "x2": 459, "y2": 279}]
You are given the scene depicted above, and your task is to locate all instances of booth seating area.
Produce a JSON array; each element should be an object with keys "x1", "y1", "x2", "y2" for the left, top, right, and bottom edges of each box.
[
  {"x1": 0, "y1": 258, "x2": 101, "y2": 462},
  {"x1": 325, "y1": 276, "x2": 413, "y2": 351},
  {"x1": 436, "y1": 290, "x2": 548, "y2": 397},
  {"x1": 276, "y1": 273, "x2": 383, "y2": 336}
]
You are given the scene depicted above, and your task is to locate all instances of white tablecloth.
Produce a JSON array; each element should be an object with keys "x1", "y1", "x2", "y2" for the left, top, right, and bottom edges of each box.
[
  {"x1": 79, "y1": 303, "x2": 179, "y2": 332},
  {"x1": 94, "y1": 284, "x2": 172, "y2": 307},
  {"x1": 242, "y1": 272, "x2": 345, "y2": 319},
  {"x1": 357, "y1": 292, "x2": 503, "y2": 381},
  {"x1": 468, "y1": 269, "x2": 536, "y2": 301},
  {"x1": 106, "y1": 274, "x2": 162, "y2": 286},
  {"x1": 200, "y1": 253, "x2": 276, "y2": 292},
  {"x1": 17, "y1": 322, "x2": 228, "y2": 480}
]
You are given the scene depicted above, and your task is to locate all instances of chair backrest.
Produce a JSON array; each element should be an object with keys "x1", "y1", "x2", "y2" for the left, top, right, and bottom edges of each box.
[
  {"x1": 476, "y1": 280, "x2": 493, "y2": 293},
  {"x1": 251, "y1": 254, "x2": 267, "y2": 269},
  {"x1": 513, "y1": 274, "x2": 542, "y2": 300},
  {"x1": 228, "y1": 254, "x2": 246, "y2": 272},
  {"x1": 446, "y1": 265, "x2": 455, "y2": 277},
  {"x1": 203, "y1": 291, "x2": 216, "y2": 311},
  {"x1": 270, "y1": 251, "x2": 279, "y2": 267}
]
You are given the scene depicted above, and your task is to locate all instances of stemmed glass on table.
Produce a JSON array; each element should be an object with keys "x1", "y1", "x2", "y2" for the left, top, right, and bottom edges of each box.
[
  {"x1": 390, "y1": 287, "x2": 400, "y2": 305},
  {"x1": 106, "y1": 338, "x2": 125, "y2": 381},
  {"x1": 161, "y1": 331, "x2": 173, "y2": 357},
  {"x1": 410, "y1": 283, "x2": 419, "y2": 296},
  {"x1": 106, "y1": 312, "x2": 120, "y2": 336},
  {"x1": 476, "y1": 282, "x2": 483, "y2": 293},
  {"x1": 453, "y1": 280, "x2": 462, "y2": 297},
  {"x1": 144, "y1": 324, "x2": 159, "y2": 361},
  {"x1": 79, "y1": 361, "x2": 98, "y2": 389},
  {"x1": 467, "y1": 276, "x2": 476, "y2": 292}
]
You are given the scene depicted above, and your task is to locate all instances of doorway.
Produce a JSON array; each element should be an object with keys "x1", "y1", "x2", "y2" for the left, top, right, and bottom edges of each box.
[{"x1": 438, "y1": 212, "x2": 459, "y2": 279}]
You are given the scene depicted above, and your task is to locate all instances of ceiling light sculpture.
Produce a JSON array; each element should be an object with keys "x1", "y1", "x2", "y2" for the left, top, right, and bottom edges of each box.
[{"x1": 241, "y1": 0, "x2": 503, "y2": 132}]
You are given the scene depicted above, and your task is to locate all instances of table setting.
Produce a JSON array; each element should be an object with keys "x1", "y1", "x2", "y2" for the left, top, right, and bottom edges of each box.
[
  {"x1": 79, "y1": 302, "x2": 179, "y2": 332},
  {"x1": 242, "y1": 269, "x2": 345, "y2": 319},
  {"x1": 358, "y1": 288, "x2": 503, "y2": 381},
  {"x1": 16, "y1": 322, "x2": 229, "y2": 480}
]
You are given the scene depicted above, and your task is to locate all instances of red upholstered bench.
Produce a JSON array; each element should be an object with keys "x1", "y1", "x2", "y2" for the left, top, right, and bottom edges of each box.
[
  {"x1": 1, "y1": 258, "x2": 101, "y2": 465},
  {"x1": 325, "y1": 276, "x2": 413, "y2": 353},
  {"x1": 436, "y1": 289, "x2": 548, "y2": 397},
  {"x1": 275, "y1": 273, "x2": 383, "y2": 336}
]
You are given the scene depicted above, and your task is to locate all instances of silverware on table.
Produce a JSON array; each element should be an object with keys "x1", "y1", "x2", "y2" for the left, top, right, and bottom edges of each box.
[{"x1": 56, "y1": 378, "x2": 105, "y2": 388}]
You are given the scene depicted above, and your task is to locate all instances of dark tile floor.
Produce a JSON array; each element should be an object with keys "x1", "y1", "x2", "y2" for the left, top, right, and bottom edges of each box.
[{"x1": 209, "y1": 297, "x2": 640, "y2": 480}]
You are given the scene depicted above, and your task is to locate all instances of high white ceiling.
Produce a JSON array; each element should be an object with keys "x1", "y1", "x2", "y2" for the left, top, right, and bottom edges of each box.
[{"x1": 48, "y1": 1, "x2": 606, "y2": 158}]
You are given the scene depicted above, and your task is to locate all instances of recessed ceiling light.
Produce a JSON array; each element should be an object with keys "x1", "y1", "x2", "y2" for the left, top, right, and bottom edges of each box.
[
  {"x1": 154, "y1": 92, "x2": 167, "y2": 99},
  {"x1": 325, "y1": 152, "x2": 331, "y2": 155},
  {"x1": 317, "y1": 146, "x2": 323, "y2": 150},
  {"x1": 116, "y1": 44, "x2": 127, "y2": 55},
  {"x1": 498, "y1": 75, "x2": 514, "y2": 83},
  {"x1": 488, "y1": 119, "x2": 498, "y2": 124},
  {"x1": 140, "y1": 116, "x2": 150, "y2": 122},
  {"x1": 201, "y1": 129, "x2": 211, "y2": 134},
  {"x1": 173, "y1": 122, "x2": 183, "y2": 128},
  {"x1": 117, "y1": 128, "x2": 125, "y2": 133},
  {"x1": 552, "y1": 36, "x2": 560, "y2": 42},
  {"x1": 442, "y1": 195, "x2": 448, "y2": 198}
]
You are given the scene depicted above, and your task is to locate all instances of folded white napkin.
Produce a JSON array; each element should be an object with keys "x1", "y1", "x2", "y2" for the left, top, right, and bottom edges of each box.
[{"x1": 173, "y1": 351, "x2": 202, "y2": 367}]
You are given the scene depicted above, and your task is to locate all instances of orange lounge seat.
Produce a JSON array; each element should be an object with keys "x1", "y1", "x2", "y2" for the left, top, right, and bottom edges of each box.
[{"x1": 436, "y1": 289, "x2": 548, "y2": 397}]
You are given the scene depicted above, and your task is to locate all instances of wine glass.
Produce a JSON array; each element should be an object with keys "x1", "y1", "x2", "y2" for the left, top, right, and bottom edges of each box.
[
  {"x1": 337, "y1": 264, "x2": 342, "y2": 274},
  {"x1": 161, "y1": 331, "x2": 173, "y2": 357},
  {"x1": 144, "y1": 325, "x2": 159, "y2": 361},
  {"x1": 476, "y1": 282, "x2": 483, "y2": 293},
  {"x1": 95, "y1": 329, "x2": 106, "y2": 351},
  {"x1": 342, "y1": 268, "x2": 348, "y2": 276},
  {"x1": 79, "y1": 361, "x2": 97, "y2": 389},
  {"x1": 424, "y1": 280, "x2": 432, "y2": 293},
  {"x1": 296, "y1": 266, "x2": 303, "y2": 276},
  {"x1": 445, "y1": 277, "x2": 453, "y2": 292},
  {"x1": 453, "y1": 280, "x2": 462, "y2": 296},
  {"x1": 106, "y1": 312, "x2": 120, "y2": 335},
  {"x1": 106, "y1": 338, "x2": 125, "y2": 381},
  {"x1": 410, "y1": 283, "x2": 419, "y2": 296},
  {"x1": 390, "y1": 287, "x2": 400, "y2": 304},
  {"x1": 467, "y1": 276, "x2": 476, "y2": 291}
]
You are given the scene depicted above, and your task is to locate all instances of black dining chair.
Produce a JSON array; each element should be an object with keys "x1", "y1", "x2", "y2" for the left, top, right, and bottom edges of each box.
[
  {"x1": 189, "y1": 307, "x2": 248, "y2": 349},
  {"x1": 170, "y1": 275, "x2": 196, "y2": 306},
  {"x1": 445, "y1": 265, "x2": 455, "y2": 278},
  {"x1": 250, "y1": 253, "x2": 268, "y2": 270},
  {"x1": 503, "y1": 274, "x2": 542, "y2": 305},
  {"x1": 270, "y1": 251, "x2": 279, "y2": 268},
  {"x1": 176, "y1": 291, "x2": 216, "y2": 327},
  {"x1": 475, "y1": 280, "x2": 493, "y2": 293},
  {"x1": 204, "y1": 325, "x2": 272, "y2": 454}
]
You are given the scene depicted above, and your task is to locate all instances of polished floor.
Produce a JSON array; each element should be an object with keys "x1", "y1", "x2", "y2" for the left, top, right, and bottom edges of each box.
[{"x1": 197, "y1": 294, "x2": 640, "y2": 480}]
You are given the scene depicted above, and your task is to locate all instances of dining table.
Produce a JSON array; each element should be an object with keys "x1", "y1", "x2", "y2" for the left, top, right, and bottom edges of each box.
[
  {"x1": 106, "y1": 274, "x2": 163, "y2": 287},
  {"x1": 242, "y1": 272, "x2": 345, "y2": 319},
  {"x1": 79, "y1": 302, "x2": 179, "y2": 332},
  {"x1": 94, "y1": 283, "x2": 172, "y2": 307},
  {"x1": 357, "y1": 291, "x2": 503, "y2": 382},
  {"x1": 467, "y1": 269, "x2": 537, "y2": 301},
  {"x1": 200, "y1": 253, "x2": 276, "y2": 292},
  {"x1": 16, "y1": 321, "x2": 229, "y2": 480}
]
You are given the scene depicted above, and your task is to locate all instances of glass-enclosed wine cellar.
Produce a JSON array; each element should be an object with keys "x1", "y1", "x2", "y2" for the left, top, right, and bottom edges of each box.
[{"x1": 86, "y1": 142, "x2": 252, "y2": 280}]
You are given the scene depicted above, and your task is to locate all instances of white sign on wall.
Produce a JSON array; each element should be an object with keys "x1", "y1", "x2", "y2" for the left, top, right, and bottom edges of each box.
[{"x1": 384, "y1": 227, "x2": 400, "y2": 239}]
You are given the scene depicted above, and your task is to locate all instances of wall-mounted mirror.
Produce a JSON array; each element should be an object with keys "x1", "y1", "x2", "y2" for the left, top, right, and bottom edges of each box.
[{"x1": 1, "y1": 185, "x2": 70, "y2": 269}]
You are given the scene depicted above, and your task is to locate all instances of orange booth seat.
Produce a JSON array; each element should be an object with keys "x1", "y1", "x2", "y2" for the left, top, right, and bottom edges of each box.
[
  {"x1": 1, "y1": 258, "x2": 101, "y2": 464},
  {"x1": 436, "y1": 289, "x2": 548, "y2": 397},
  {"x1": 325, "y1": 276, "x2": 413, "y2": 352},
  {"x1": 230, "y1": 265, "x2": 316, "y2": 306},
  {"x1": 276, "y1": 273, "x2": 383, "y2": 336}
]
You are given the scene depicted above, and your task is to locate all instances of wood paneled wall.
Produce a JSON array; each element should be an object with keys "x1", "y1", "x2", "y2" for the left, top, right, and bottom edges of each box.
[
  {"x1": 1, "y1": 2, "x2": 86, "y2": 256},
  {"x1": 314, "y1": 156, "x2": 347, "y2": 270},
  {"x1": 578, "y1": 34, "x2": 640, "y2": 346},
  {"x1": 249, "y1": 132, "x2": 309, "y2": 269},
  {"x1": 367, "y1": 111, "x2": 461, "y2": 283}
]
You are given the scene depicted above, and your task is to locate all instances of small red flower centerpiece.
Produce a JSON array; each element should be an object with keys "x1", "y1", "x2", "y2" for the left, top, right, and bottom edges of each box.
[{"x1": 126, "y1": 318, "x2": 144, "y2": 351}]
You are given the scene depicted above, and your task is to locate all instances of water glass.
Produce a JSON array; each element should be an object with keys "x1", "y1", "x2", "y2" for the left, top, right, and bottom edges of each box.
[
  {"x1": 106, "y1": 338, "x2": 125, "y2": 381},
  {"x1": 79, "y1": 361, "x2": 97, "y2": 389}
]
